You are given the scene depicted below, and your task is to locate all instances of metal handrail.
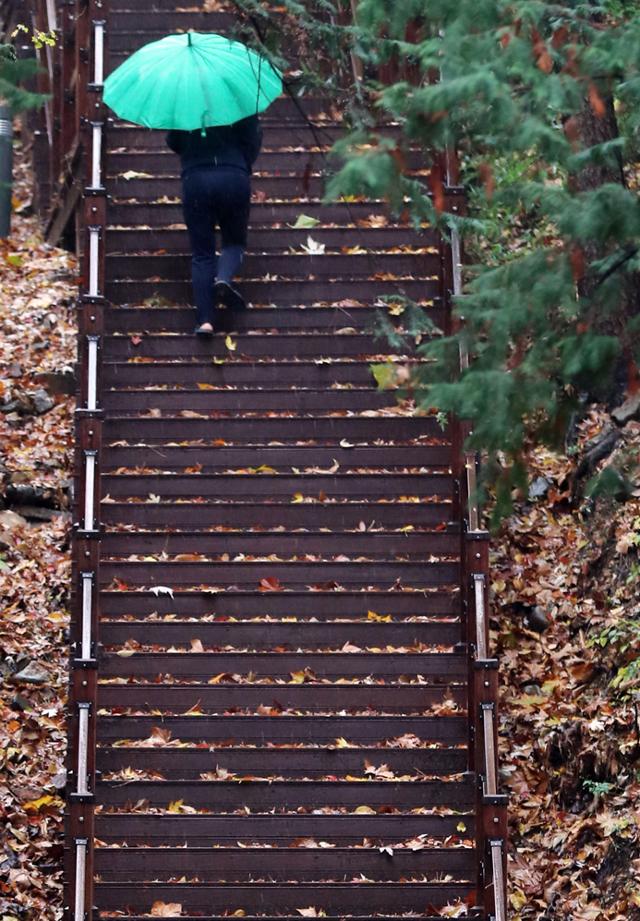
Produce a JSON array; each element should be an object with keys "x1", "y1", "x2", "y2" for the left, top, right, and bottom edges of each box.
[
  {"x1": 481, "y1": 702, "x2": 498, "y2": 796},
  {"x1": 490, "y1": 839, "x2": 507, "y2": 921},
  {"x1": 448, "y1": 187, "x2": 507, "y2": 917}
]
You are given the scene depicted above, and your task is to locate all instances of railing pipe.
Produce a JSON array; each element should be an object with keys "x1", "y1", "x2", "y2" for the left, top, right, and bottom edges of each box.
[
  {"x1": 89, "y1": 123, "x2": 103, "y2": 189},
  {"x1": 79, "y1": 570, "x2": 94, "y2": 661},
  {"x1": 82, "y1": 449, "x2": 97, "y2": 531},
  {"x1": 88, "y1": 225, "x2": 101, "y2": 294},
  {"x1": 490, "y1": 839, "x2": 507, "y2": 921},
  {"x1": 86, "y1": 335, "x2": 99, "y2": 410},
  {"x1": 75, "y1": 703, "x2": 91, "y2": 795},
  {"x1": 92, "y1": 19, "x2": 105, "y2": 85},
  {"x1": 73, "y1": 838, "x2": 88, "y2": 921},
  {"x1": 473, "y1": 572, "x2": 488, "y2": 659},
  {"x1": 481, "y1": 702, "x2": 498, "y2": 796}
]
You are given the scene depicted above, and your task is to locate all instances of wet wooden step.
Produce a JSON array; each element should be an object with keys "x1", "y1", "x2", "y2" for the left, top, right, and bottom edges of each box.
[
  {"x1": 106, "y1": 279, "x2": 439, "y2": 306},
  {"x1": 96, "y1": 715, "x2": 467, "y2": 744},
  {"x1": 98, "y1": 560, "x2": 459, "y2": 588},
  {"x1": 102, "y1": 389, "x2": 405, "y2": 413},
  {"x1": 100, "y1": 416, "x2": 444, "y2": 440},
  {"x1": 109, "y1": 0, "x2": 236, "y2": 10},
  {"x1": 96, "y1": 777, "x2": 472, "y2": 808},
  {"x1": 98, "y1": 501, "x2": 454, "y2": 531},
  {"x1": 100, "y1": 530, "x2": 458, "y2": 555},
  {"x1": 93, "y1": 845, "x2": 475, "y2": 881},
  {"x1": 105, "y1": 225, "x2": 438, "y2": 252},
  {"x1": 100, "y1": 359, "x2": 421, "y2": 387},
  {"x1": 100, "y1": 441, "x2": 453, "y2": 467},
  {"x1": 107, "y1": 123, "x2": 403, "y2": 150},
  {"x1": 105, "y1": 251, "x2": 437, "y2": 279},
  {"x1": 93, "y1": 811, "x2": 473, "y2": 844},
  {"x1": 107, "y1": 199, "x2": 426, "y2": 226},
  {"x1": 97, "y1": 589, "x2": 460, "y2": 619},
  {"x1": 100, "y1": 471, "x2": 452, "y2": 497},
  {"x1": 98, "y1": 619, "x2": 461, "y2": 648},
  {"x1": 92, "y1": 882, "x2": 473, "y2": 914},
  {"x1": 95, "y1": 743, "x2": 468, "y2": 778},
  {"x1": 106, "y1": 148, "x2": 427, "y2": 176},
  {"x1": 103, "y1": 305, "x2": 443, "y2": 334},
  {"x1": 109, "y1": 175, "x2": 329, "y2": 201},
  {"x1": 96, "y1": 912, "x2": 470, "y2": 921},
  {"x1": 96, "y1": 683, "x2": 466, "y2": 714},
  {"x1": 108, "y1": 8, "x2": 234, "y2": 28},
  {"x1": 100, "y1": 652, "x2": 467, "y2": 680},
  {"x1": 102, "y1": 332, "x2": 423, "y2": 359}
]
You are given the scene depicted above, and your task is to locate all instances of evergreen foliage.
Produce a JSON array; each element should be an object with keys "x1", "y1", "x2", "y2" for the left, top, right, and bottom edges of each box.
[
  {"x1": 237, "y1": 4, "x2": 640, "y2": 519},
  {"x1": 0, "y1": 29, "x2": 50, "y2": 113}
]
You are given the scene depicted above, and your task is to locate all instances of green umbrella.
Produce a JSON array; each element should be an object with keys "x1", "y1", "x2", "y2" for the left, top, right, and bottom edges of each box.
[{"x1": 103, "y1": 32, "x2": 283, "y2": 131}]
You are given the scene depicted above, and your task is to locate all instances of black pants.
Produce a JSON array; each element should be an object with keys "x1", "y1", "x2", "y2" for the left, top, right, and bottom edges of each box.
[{"x1": 182, "y1": 165, "x2": 251, "y2": 325}]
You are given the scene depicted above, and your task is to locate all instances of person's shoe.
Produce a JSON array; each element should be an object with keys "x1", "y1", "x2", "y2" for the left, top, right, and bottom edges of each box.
[
  {"x1": 194, "y1": 321, "x2": 214, "y2": 337},
  {"x1": 214, "y1": 280, "x2": 246, "y2": 311}
]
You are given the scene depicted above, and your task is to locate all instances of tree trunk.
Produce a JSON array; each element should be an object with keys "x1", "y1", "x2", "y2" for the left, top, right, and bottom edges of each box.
[{"x1": 571, "y1": 92, "x2": 640, "y2": 403}]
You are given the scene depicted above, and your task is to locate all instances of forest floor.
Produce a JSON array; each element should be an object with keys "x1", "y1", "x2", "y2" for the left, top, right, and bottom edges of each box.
[{"x1": 0, "y1": 132, "x2": 639, "y2": 920}]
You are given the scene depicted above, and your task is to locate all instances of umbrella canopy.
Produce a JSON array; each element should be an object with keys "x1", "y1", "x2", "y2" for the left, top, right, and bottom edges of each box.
[{"x1": 103, "y1": 32, "x2": 283, "y2": 130}]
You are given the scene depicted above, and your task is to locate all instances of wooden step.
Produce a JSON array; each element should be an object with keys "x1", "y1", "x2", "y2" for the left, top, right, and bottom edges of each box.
[
  {"x1": 106, "y1": 148, "x2": 427, "y2": 175},
  {"x1": 105, "y1": 225, "x2": 438, "y2": 252},
  {"x1": 98, "y1": 619, "x2": 461, "y2": 648},
  {"x1": 99, "y1": 652, "x2": 467, "y2": 680},
  {"x1": 105, "y1": 251, "x2": 437, "y2": 279},
  {"x1": 97, "y1": 590, "x2": 460, "y2": 618},
  {"x1": 106, "y1": 279, "x2": 439, "y2": 306},
  {"x1": 101, "y1": 332, "x2": 424, "y2": 359},
  {"x1": 96, "y1": 683, "x2": 466, "y2": 714},
  {"x1": 95, "y1": 743, "x2": 469, "y2": 777},
  {"x1": 93, "y1": 811, "x2": 474, "y2": 843},
  {"x1": 93, "y1": 845, "x2": 476, "y2": 882},
  {"x1": 102, "y1": 308, "x2": 425, "y2": 333},
  {"x1": 92, "y1": 882, "x2": 475, "y2": 914},
  {"x1": 100, "y1": 359, "x2": 430, "y2": 388},
  {"x1": 98, "y1": 502, "x2": 454, "y2": 530}
]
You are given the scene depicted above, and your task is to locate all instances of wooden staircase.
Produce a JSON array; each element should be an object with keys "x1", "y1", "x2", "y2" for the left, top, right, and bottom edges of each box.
[{"x1": 56, "y1": 0, "x2": 509, "y2": 919}]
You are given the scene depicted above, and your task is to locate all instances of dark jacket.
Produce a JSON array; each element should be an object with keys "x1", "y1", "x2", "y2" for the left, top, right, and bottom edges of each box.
[{"x1": 166, "y1": 115, "x2": 263, "y2": 177}]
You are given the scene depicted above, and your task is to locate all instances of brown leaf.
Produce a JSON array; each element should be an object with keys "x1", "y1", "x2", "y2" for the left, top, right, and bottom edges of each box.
[
  {"x1": 150, "y1": 901, "x2": 183, "y2": 917},
  {"x1": 588, "y1": 82, "x2": 606, "y2": 119}
]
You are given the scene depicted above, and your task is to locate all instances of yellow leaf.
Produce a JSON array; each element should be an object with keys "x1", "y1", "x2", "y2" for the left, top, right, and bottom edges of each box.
[
  {"x1": 367, "y1": 610, "x2": 391, "y2": 623},
  {"x1": 292, "y1": 492, "x2": 305, "y2": 503},
  {"x1": 225, "y1": 335, "x2": 237, "y2": 351},
  {"x1": 510, "y1": 890, "x2": 527, "y2": 911},
  {"x1": 167, "y1": 799, "x2": 185, "y2": 813},
  {"x1": 456, "y1": 821, "x2": 467, "y2": 833},
  {"x1": 334, "y1": 737, "x2": 352, "y2": 748},
  {"x1": 23, "y1": 795, "x2": 60, "y2": 812},
  {"x1": 354, "y1": 805, "x2": 376, "y2": 814},
  {"x1": 197, "y1": 382, "x2": 216, "y2": 390},
  {"x1": 290, "y1": 670, "x2": 307, "y2": 684}
]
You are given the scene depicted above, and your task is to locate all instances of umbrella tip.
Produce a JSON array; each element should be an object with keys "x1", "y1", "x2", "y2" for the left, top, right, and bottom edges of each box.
[{"x1": 188, "y1": 32, "x2": 192, "y2": 46}]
